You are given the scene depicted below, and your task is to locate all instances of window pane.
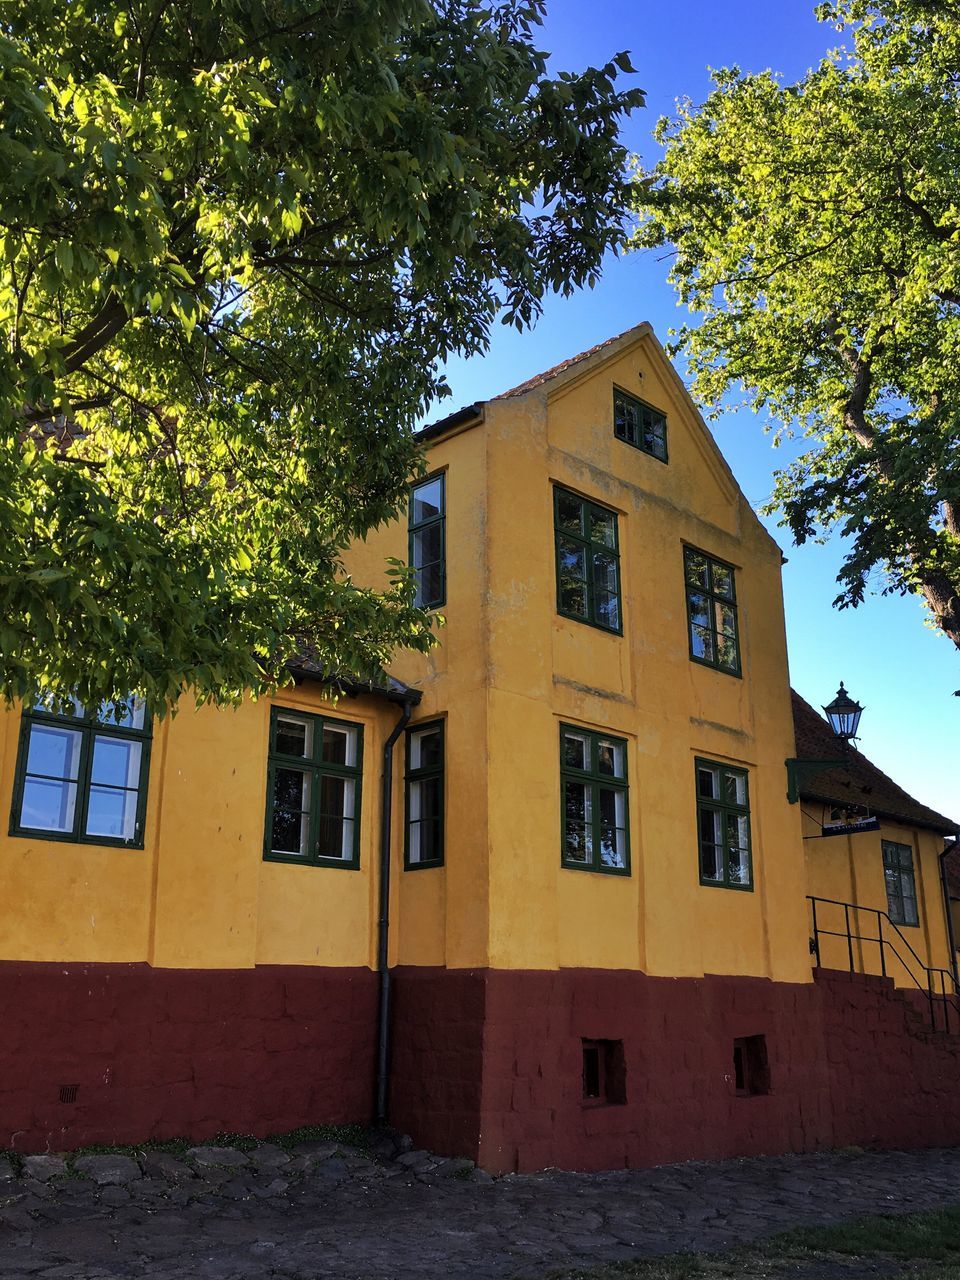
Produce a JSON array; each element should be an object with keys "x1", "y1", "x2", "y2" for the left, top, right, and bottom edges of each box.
[
  {"x1": 728, "y1": 844, "x2": 751, "y2": 886},
  {"x1": 276, "y1": 716, "x2": 312, "y2": 759},
  {"x1": 321, "y1": 724, "x2": 358, "y2": 768},
  {"x1": 700, "y1": 841, "x2": 722, "y2": 883},
  {"x1": 86, "y1": 786, "x2": 138, "y2": 841},
  {"x1": 272, "y1": 767, "x2": 311, "y2": 856},
  {"x1": 411, "y1": 727, "x2": 442, "y2": 771},
  {"x1": 33, "y1": 694, "x2": 83, "y2": 718},
  {"x1": 319, "y1": 774, "x2": 355, "y2": 820},
  {"x1": 697, "y1": 766, "x2": 718, "y2": 800},
  {"x1": 564, "y1": 780, "x2": 592, "y2": 825},
  {"x1": 420, "y1": 818, "x2": 442, "y2": 864},
  {"x1": 718, "y1": 604, "x2": 738, "y2": 638},
  {"x1": 564, "y1": 821, "x2": 592, "y2": 863},
  {"x1": 21, "y1": 778, "x2": 78, "y2": 833},
  {"x1": 685, "y1": 550, "x2": 709, "y2": 588},
  {"x1": 417, "y1": 561, "x2": 444, "y2": 607},
  {"x1": 597, "y1": 739, "x2": 624, "y2": 778},
  {"x1": 563, "y1": 732, "x2": 588, "y2": 771},
  {"x1": 595, "y1": 589, "x2": 621, "y2": 631},
  {"x1": 717, "y1": 633, "x2": 740, "y2": 671},
  {"x1": 593, "y1": 549, "x2": 618, "y2": 593},
  {"x1": 614, "y1": 396, "x2": 637, "y2": 444},
  {"x1": 687, "y1": 592, "x2": 710, "y2": 628},
  {"x1": 599, "y1": 788, "x2": 626, "y2": 868},
  {"x1": 722, "y1": 771, "x2": 747, "y2": 807},
  {"x1": 317, "y1": 814, "x2": 346, "y2": 858},
  {"x1": 589, "y1": 509, "x2": 616, "y2": 550},
  {"x1": 411, "y1": 776, "x2": 441, "y2": 826},
  {"x1": 690, "y1": 623, "x2": 715, "y2": 663},
  {"x1": 556, "y1": 492, "x2": 584, "y2": 535},
  {"x1": 97, "y1": 698, "x2": 146, "y2": 730},
  {"x1": 90, "y1": 736, "x2": 142, "y2": 789},
  {"x1": 26, "y1": 724, "x2": 82, "y2": 781},
  {"x1": 411, "y1": 522, "x2": 443, "y2": 570},
  {"x1": 712, "y1": 564, "x2": 734, "y2": 600},
  {"x1": 411, "y1": 477, "x2": 443, "y2": 524}
]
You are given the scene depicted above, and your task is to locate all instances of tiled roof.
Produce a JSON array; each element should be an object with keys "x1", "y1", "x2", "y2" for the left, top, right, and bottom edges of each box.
[
  {"x1": 414, "y1": 323, "x2": 652, "y2": 438},
  {"x1": 791, "y1": 689, "x2": 957, "y2": 836},
  {"x1": 491, "y1": 325, "x2": 649, "y2": 400}
]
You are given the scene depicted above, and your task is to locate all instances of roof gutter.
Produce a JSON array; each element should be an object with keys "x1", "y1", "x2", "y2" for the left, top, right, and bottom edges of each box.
[{"x1": 375, "y1": 693, "x2": 417, "y2": 1125}]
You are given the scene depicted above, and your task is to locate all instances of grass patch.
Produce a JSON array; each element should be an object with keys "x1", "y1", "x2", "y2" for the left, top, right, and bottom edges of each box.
[
  {"x1": 549, "y1": 1204, "x2": 960, "y2": 1280},
  {"x1": 266, "y1": 1123, "x2": 368, "y2": 1152}
]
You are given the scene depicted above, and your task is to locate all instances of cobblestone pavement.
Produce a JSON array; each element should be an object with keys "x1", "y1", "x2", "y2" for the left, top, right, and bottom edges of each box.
[{"x1": 2, "y1": 1137, "x2": 960, "y2": 1280}]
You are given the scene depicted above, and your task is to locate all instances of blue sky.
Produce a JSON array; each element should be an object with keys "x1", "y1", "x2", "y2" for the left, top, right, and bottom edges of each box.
[{"x1": 433, "y1": 0, "x2": 959, "y2": 822}]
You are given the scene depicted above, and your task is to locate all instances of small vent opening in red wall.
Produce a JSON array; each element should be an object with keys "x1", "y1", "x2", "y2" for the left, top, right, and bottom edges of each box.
[
  {"x1": 581, "y1": 1039, "x2": 627, "y2": 1106},
  {"x1": 733, "y1": 1035, "x2": 770, "y2": 1096},
  {"x1": 58, "y1": 1084, "x2": 79, "y2": 1104}
]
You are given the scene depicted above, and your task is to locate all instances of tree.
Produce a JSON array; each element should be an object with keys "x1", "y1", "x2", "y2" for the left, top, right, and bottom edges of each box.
[
  {"x1": 632, "y1": 0, "x2": 960, "y2": 652},
  {"x1": 0, "y1": 1, "x2": 642, "y2": 712}
]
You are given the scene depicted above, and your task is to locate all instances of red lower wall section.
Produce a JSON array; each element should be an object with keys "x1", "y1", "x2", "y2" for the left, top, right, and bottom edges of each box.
[
  {"x1": 0, "y1": 962, "x2": 377, "y2": 1153},
  {"x1": 390, "y1": 966, "x2": 960, "y2": 1174},
  {"x1": 4, "y1": 961, "x2": 960, "y2": 1168}
]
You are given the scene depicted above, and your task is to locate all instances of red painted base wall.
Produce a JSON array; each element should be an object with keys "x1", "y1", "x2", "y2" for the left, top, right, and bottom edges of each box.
[
  {"x1": 0, "y1": 962, "x2": 377, "y2": 1153},
  {"x1": 5, "y1": 961, "x2": 960, "y2": 1169},
  {"x1": 389, "y1": 966, "x2": 960, "y2": 1173}
]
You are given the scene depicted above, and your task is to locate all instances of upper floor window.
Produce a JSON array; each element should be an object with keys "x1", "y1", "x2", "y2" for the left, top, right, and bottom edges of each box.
[
  {"x1": 405, "y1": 720, "x2": 444, "y2": 869},
  {"x1": 882, "y1": 839, "x2": 918, "y2": 927},
  {"x1": 614, "y1": 388, "x2": 667, "y2": 462},
  {"x1": 684, "y1": 547, "x2": 741, "y2": 675},
  {"x1": 696, "y1": 759, "x2": 752, "y2": 890},
  {"x1": 409, "y1": 474, "x2": 445, "y2": 609},
  {"x1": 554, "y1": 488, "x2": 622, "y2": 634},
  {"x1": 11, "y1": 697, "x2": 151, "y2": 847},
  {"x1": 264, "y1": 708, "x2": 362, "y2": 868},
  {"x1": 561, "y1": 724, "x2": 629, "y2": 874}
]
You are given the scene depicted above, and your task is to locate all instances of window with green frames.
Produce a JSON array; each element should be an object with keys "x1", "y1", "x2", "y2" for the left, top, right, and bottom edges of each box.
[
  {"x1": 409, "y1": 473, "x2": 445, "y2": 608},
  {"x1": 684, "y1": 546, "x2": 741, "y2": 675},
  {"x1": 264, "y1": 708, "x2": 363, "y2": 868},
  {"x1": 613, "y1": 388, "x2": 668, "y2": 462},
  {"x1": 696, "y1": 759, "x2": 752, "y2": 890},
  {"x1": 882, "y1": 839, "x2": 918, "y2": 926},
  {"x1": 554, "y1": 488, "x2": 622, "y2": 633},
  {"x1": 561, "y1": 724, "x2": 629, "y2": 874},
  {"x1": 10, "y1": 697, "x2": 151, "y2": 847},
  {"x1": 405, "y1": 720, "x2": 444, "y2": 869}
]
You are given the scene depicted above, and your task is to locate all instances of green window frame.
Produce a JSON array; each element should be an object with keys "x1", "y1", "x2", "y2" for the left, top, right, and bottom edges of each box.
[
  {"x1": 684, "y1": 546, "x2": 741, "y2": 676},
  {"x1": 554, "y1": 487, "x2": 622, "y2": 634},
  {"x1": 10, "y1": 697, "x2": 152, "y2": 848},
  {"x1": 264, "y1": 707, "x2": 363, "y2": 869},
  {"x1": 560, "y1": 723, "x2": 630, "y2": 875},
  {"x1": 405, "y1": 720, "x2": 444, "y2": 869},
  {"x1": 882, "y1": 839, "x2": 919, "y2": 927},
  {"x1": 696, "y1": 758, "x2": 752, "y2": 890},
  {"x1": 409, "y1": 472, "x2": 445, "y2": 609},
  {"x1": 613, "y1": 387, "x2": 668, "y2": 462}
]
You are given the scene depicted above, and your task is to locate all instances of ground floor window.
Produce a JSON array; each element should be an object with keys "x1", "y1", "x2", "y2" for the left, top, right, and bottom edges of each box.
[
  {"x1": 561, "y1": 724, "x2": 629, "y2": 874},
  {"x1": 882, "y1": 839, "x2": 918, "y2": 926},
  {"x1": 264, "y1": 707, "x2": 362, "y2": 868},
  {"x1": 405, "y1": 720, "x2": 444, "y2": 868}
]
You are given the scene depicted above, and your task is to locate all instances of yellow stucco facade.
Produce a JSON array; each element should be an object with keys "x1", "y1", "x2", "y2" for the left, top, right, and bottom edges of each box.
[{"x1": 0, "y1": 324, "x2": 953, "y2": 990}]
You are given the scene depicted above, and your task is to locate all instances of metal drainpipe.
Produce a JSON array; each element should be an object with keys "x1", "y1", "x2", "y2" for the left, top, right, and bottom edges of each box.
[
  {"x1": 938, "y1": 834, "x2": 960, "y2": 989},
  {"x1": 375, "y1": 696, "x2": 415, "y2": 1126}
]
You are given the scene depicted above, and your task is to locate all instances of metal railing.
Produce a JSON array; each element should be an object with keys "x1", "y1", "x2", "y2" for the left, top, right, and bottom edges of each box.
[{"x1": 808, "y1": 895, "x2": 960, "y2": 1035}]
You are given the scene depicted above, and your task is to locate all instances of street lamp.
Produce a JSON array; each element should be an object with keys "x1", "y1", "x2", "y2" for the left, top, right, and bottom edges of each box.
[
  {"x1": 822, "y1": 683, "x2": 864, "y2": 745},
  {"x1": 786, "y1": 681, "x2": 863, "y2": 804}
]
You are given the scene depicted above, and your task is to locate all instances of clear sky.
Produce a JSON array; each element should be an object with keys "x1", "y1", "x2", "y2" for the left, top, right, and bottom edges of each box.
[{"x1": 433, "y1": 0, "x2": 959, "y2": 823}]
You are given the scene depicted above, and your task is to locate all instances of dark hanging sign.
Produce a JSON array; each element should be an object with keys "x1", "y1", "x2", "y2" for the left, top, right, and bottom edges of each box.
[{"x1": 821, "y1": 816, "x2": 881, "y2": 838}]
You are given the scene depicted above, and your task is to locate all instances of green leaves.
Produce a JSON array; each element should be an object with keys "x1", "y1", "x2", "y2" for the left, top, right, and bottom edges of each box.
[
  {"x1": 632, "y1": 0, "x2": 960, "y2": 649},
  {"x1": 0, "y1": 0, "x2": 641, "y2": 711}
]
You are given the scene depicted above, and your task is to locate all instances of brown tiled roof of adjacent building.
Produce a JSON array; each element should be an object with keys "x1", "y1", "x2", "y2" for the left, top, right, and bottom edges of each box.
[
  {"x1": 792, "y1": 690, "x2": 957, "y2": 836},
  {"x1": 491, "y1": 325, "x2": 646, "y2": 400}
]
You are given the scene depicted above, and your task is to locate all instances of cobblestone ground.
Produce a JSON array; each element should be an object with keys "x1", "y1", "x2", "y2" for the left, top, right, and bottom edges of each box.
[{"x1": 2, "y1": 1138, "x2": 960, "y2": 1280}]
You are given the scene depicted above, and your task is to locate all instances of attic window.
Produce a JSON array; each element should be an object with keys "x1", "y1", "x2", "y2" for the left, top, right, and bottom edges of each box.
[{"x1": 613, "y1": 388, "x2": 667, "y2": 462}]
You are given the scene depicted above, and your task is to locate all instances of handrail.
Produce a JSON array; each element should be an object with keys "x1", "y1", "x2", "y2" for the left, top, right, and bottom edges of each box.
[{"x1": 808, "y1": 895, "x2": 960, "y2": 1035}]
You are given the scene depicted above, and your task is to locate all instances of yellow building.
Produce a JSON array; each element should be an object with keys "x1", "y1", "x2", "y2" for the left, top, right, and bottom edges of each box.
[{"x1": 2, "y1": 324, "x2": 958, "y2": 1170}]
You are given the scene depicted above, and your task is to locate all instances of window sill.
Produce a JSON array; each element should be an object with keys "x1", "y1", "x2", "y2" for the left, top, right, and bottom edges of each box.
[
  {"x1": 8, "y1": 827, "x2": 144, "y2": 851},
  {"x1": 263, "y1": 852, "x2": 360, "y2": 870}
]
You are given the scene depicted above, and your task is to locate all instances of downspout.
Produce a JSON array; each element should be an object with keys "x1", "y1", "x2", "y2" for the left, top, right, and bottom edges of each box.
[
  {"x1": 938, "y1": 834, "x2": 960, "y2": 989},
  {"x1": 375, "y1": 695, "x2": 415, "y2": 1126}
]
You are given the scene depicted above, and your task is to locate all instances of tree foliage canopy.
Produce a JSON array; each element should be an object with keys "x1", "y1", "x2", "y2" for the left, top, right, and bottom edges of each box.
[
  {"x1": 633, "y1": 0, "x2": 960, "y2": 651},
  {"x1": 1, "y1": 0, "x2": 642, "y2": 711}
]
